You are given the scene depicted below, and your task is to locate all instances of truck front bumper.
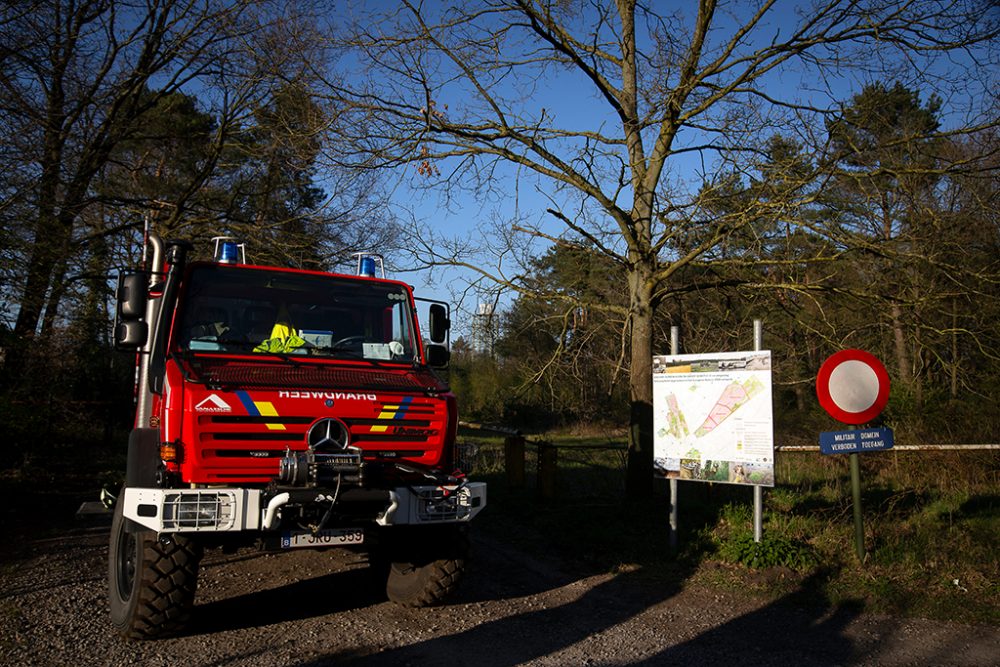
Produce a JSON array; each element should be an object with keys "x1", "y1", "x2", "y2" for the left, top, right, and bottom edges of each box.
[{"x1": 121, "y1": 483, "x2": 486, "y2": 533}]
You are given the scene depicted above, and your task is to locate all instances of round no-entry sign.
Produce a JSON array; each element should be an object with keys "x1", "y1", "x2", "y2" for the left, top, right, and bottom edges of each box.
[{"x1": 816, "y1": 349, "x2": 890, "y2": 425}]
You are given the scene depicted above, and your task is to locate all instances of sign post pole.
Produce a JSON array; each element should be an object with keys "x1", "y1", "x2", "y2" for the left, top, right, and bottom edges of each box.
[
  {"x1": 753, "y1": 319, "x2": 763, "y2": 544},
  {"x1": 668, "y1": 325, "x2": 680, "y2": 555},
  {"x1": 849, "y1": 445, "x2": 864, "y2": 560}
]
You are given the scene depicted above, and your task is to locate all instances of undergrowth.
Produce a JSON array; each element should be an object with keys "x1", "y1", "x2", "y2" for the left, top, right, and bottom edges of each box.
[
  {"x1": 717, "y1": 531, "x2": 818, "y2": 571},
  {"x1": 471, "y1": 437, "x2": 1000, "y2": 625},
  {"x1": 2, "y1": 424, "x2": 996, "y2": 624}
]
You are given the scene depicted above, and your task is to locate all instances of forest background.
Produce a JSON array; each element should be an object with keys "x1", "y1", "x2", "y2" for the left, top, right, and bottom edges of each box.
[{"x1": 1, "y1": 0, "x2": 998, "y2": 497}]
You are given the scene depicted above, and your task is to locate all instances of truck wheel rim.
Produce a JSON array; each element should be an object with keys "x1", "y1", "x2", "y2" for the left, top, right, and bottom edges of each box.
[{"x1": 116, "y1": 530, "x2": 137, "y2": 601}]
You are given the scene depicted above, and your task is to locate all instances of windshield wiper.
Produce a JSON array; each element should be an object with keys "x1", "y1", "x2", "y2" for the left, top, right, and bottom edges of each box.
[
  {"x1": 184, "y1": 340, "x2": 311, "y2": 365},
  {"x1": 308, "y1": 346, "x2": 365, "y2": 360}
]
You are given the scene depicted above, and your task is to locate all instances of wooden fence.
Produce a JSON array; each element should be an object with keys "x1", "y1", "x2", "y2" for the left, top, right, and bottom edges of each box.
[{"x1": 459, "y1": 421, "x2": 998, "y2": 500}]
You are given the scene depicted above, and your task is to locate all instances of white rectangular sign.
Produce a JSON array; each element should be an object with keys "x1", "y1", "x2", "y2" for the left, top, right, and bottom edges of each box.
[{"x1": 653, "y1": 350, "x2": 774, "y2": 486}]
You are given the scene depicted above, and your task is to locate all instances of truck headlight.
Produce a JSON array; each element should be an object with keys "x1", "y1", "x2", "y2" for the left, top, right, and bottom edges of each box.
[{"x1": 163, "y1": 491, "x2": 236, "y2": 530}]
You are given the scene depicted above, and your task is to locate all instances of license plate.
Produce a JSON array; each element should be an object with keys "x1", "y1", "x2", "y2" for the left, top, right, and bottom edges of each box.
[{"x1": 280, "y1": 528, "x2": 364, "y2": 549}]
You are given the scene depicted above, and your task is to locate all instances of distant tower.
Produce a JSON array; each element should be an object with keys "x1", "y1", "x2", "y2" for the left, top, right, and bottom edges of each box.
[{"x1": 471, "y1": 303, "x2": 497, "y2": 356}]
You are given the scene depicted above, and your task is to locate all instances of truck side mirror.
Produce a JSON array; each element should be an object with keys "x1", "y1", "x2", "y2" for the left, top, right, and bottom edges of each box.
[
  {"x1": 115, "y1": 320, "x2": 148, "y2": 349},
  {"x1": 428, "y1": 303, "x2": 449, "y2": 344},
  {"x1": 425, "y1": 343, "x2": 450, "y2": 369},
  {"x1": 117, "y1": 272, "x2": 148, "y2": 320}
]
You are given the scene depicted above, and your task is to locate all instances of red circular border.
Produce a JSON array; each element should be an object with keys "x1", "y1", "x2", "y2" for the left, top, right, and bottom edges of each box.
[{"x1": 816, "y1": 349, "x2": 890, "y2": 425}]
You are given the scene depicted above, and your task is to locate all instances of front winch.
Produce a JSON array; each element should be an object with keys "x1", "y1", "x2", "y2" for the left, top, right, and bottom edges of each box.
[
  {"x1": 277, "y1": 447, "x2": 363, "y2": 486},
  {"x1": 278, "y1": 416, "x2": 362, "y2": 486}
]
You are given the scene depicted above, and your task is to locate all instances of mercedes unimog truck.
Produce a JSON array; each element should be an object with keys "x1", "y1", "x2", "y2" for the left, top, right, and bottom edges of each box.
[{"x1": 109, "y1": 234, "x2": 485, "y2": 639}]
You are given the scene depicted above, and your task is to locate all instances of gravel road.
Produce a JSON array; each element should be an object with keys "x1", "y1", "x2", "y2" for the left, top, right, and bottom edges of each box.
[{"x1": 2, "y1": 519, "x2": 997, "y2": 666}]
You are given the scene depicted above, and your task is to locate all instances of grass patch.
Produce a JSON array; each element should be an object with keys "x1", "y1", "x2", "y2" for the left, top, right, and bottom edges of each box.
[
  {"x1": 467, "y1": 433, "x2": 1000, "y2": 624},
  {"x1": 3, "y1": 421, "x2": 996, "y2": 624}
]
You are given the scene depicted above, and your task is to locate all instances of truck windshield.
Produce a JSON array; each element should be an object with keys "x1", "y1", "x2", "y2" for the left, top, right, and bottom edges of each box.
[{"x1": 176, "y1": 264, "x2": 419, "y2": 364}]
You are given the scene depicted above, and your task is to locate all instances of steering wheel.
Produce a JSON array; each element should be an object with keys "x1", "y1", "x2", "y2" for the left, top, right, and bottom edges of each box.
[{"x1": 329, "y1": 335, "x2": 365, "y2": 349}]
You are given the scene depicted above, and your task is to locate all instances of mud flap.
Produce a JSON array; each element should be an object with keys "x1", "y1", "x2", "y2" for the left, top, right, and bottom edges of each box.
[{"x1": 126, "y1": 428, "x2": 159, "y2": 488}]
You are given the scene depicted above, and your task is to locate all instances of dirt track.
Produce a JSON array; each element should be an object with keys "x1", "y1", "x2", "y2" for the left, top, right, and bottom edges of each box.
[{"x1": 1, "y1": 519, "x2": 998, "y2": 666}]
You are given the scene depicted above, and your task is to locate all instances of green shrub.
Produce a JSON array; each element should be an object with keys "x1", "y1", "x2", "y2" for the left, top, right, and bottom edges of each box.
[{"x1": 718, "y1": 532, "x2": 818, "y2": 571}]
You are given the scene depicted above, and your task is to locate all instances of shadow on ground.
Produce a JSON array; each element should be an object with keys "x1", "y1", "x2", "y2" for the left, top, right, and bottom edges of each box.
[
  {"x1": 289, "y1": 568, "x2": 866, "y2": 666},
  {"x1": 189, "y1": 568, "x2": 380, "y2": 634}
]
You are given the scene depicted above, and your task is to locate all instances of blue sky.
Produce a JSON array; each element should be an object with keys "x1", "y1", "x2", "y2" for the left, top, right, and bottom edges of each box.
[{"x1": 327, "y1": 1, "x2": 997, "y2": 338}]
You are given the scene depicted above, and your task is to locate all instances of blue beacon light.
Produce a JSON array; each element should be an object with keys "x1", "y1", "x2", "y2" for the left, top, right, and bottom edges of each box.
[
  {"x1": 219, "y1": 241, "x2": 238, "y2": 264},
  {"x1": 211, "y1": 236, "x2": 245, "y2": 264},
  {"x1": 352, "y1": 252, "x2": 384, "y2": 278}
]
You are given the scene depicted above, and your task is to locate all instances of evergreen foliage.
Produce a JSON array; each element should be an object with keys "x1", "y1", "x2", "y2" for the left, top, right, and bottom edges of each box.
[{"x1": 451, "y1": 82, "x2": 1000, "y2": 443}]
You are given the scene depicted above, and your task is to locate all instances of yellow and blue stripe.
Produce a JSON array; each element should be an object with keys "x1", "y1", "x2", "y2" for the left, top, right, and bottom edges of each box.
[
  {"x1": 235, "y1": 390, "x2": 286, "y2": 431},
  {"x1": 371, "y1": 396, "x2": 413, "y2": 432}
]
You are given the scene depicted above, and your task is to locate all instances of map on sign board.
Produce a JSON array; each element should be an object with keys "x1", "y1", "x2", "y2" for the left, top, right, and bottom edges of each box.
[{"x1": 653, "y1": 351, "x2": 774, "y2": 486}]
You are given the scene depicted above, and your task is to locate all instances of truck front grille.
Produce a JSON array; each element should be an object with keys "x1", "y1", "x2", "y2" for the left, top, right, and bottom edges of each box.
[{"x1": 187, "y1": 396, "x2": 448, "y2": 483}]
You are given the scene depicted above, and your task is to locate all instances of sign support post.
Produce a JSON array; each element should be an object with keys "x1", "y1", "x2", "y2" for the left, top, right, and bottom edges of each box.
[
  {"x1": 668, "y1": 325, "x2": 680, "y2": 554},
  {"x1": 753, "y1": 319, "x2": 763, "y2": 543},
  {"x1": 849, "y1": 443, "x2": 864, "y2": 560}
]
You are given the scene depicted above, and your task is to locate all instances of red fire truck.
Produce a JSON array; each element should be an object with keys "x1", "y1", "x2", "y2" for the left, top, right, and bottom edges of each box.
[{"x1": 109, "y1": 234, "x2": 485, "y2": 639}]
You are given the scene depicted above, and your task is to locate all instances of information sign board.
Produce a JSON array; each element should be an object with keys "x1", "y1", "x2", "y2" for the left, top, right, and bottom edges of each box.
[{"x1": 653, "y1": 351, "x2": 774, "y2": 486}]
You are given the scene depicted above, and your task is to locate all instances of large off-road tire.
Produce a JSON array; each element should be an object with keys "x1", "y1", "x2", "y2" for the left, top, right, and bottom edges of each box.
[
  {"x1": 108, "y1": 489, "x2": 202, "y2": 639},
  {"x1": 380, "y1": 526, "x2": 469, "y2": 607}
]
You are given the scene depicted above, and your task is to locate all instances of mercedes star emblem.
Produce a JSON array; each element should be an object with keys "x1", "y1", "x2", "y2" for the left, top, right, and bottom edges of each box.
[{"x1": 307, "y1": 418, "x2": 347, "y2": 451}]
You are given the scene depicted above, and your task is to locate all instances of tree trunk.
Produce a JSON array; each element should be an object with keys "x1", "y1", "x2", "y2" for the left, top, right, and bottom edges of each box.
[
  {"x1": 881, "y1": 204, "x2": 910, "y2": 385},
  {"x1": 889, "y1": 302, "x2": 909, "y2": 383},
  {"x1": 950, "y1": 305, "x2": 959, "y2": 399},
  {"x1": 625, "y1": 261, "x2": 655, "y2": 500},
  {"x1": 40, "y1": 253, "x2": 71, "y2": 340},
  {"x1": 17, "y1": 205, "x2": 77, "y2": 338}
]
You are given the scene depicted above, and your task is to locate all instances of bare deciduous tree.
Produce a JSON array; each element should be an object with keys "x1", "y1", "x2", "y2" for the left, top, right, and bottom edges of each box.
[
  {"x1": 0, "y1": 0, "x2": 291, "y2": 345},
  {"x1": 321, "y1": 0, "x2": 998, "y2": 497}
]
